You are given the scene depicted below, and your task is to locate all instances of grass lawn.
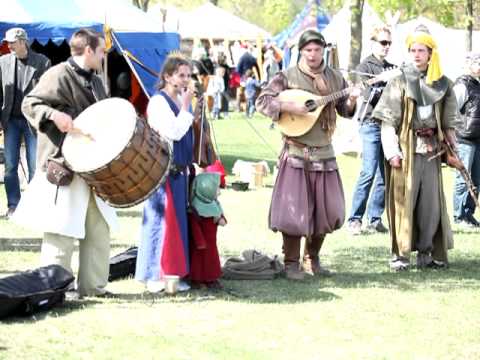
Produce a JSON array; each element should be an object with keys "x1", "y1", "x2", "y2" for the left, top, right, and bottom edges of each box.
[{"x1": 0, "y1": 112, "x2": 479, "y2": 360}]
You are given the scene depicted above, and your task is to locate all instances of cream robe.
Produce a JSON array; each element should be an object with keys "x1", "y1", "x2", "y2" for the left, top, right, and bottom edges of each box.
[{"x1": 12, "y1": 172, "x2": 118, "y2": 238}]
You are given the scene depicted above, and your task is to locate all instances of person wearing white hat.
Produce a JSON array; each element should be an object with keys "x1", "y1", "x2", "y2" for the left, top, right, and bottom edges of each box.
[{"x1": 0, "y1": 27, "x2": 51, "y2": 218}]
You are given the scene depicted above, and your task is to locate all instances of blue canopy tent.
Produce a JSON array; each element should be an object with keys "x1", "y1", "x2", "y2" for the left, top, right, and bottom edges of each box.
[
  {"x1": 111, "y1": 31, "x2": 180, "y2": 98},
  {"x1": 272, "y1": 0, "x2": 330, "y2": 68},
  {"x1": 0, "y1": 0, "x2": 180, "y2": 97},
  {"x1": 0, "y1": 22, "x2": 103, "y2": 45}
]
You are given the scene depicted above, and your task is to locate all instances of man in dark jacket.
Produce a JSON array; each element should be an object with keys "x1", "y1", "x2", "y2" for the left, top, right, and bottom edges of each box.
[
  {"x1": 347, "y1": 26, "x2": 394, "y2": 235},
  {"x1": 0, "y1": 27, "x2": 51, "y2": 218},
  {"x1": 452, "y1": 52, "x2": 480, "y2": 227},
  {"x1": 235, "y1": 45, "x2": 259, "y2": 112}
]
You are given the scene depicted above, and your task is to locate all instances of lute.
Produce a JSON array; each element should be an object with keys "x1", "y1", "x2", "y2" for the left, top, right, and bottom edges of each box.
[{"x1": 277, "y1": 68, "x2": 401, "y2": 137}]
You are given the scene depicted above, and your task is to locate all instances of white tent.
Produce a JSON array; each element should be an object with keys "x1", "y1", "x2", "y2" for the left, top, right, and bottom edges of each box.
[
  {"x1": 179, "y1": 3, "x2": 271, "y2": 40},
  {"x1": 390, "y1": 16, "x2": 480, "y2": 80},
  {"x1": 321, "y1": 2, "x2": 385, "y2": 71},
  {"x1": 147, "y1": 4, "x2": 186, "y2": 33}
]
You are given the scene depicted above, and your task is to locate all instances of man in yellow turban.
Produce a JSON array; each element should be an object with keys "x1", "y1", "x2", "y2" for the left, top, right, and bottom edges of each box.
[{"x1": 372, "y1": 26, "x2": 460, "y2": 271}]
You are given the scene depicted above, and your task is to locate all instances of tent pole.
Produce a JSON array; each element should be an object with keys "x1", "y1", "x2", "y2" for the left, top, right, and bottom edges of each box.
[
  {"x1": 103, "y1": 17, "x2": 110, "y2": 96},
  {"x1": 104, "y1": 48, "x2": 110, "y2": 96}
]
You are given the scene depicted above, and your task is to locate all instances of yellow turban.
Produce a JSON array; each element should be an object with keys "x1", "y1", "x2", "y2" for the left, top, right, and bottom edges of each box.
[{"x1": 405, "y1": 32, "x2": 442, "y2": 85}]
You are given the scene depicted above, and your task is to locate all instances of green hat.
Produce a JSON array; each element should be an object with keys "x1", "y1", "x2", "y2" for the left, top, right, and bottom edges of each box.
[
  {"x1": 191, "y1": 173, "x2": 223, "y2": 218},
  {"x1": 298, "y1": 29, "x2": 326, "y2": 50}
]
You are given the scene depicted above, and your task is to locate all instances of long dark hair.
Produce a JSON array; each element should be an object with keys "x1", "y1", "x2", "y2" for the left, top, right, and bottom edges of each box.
[{"x1": 156, "y1": 55, "x2": 192, "y2": 90}]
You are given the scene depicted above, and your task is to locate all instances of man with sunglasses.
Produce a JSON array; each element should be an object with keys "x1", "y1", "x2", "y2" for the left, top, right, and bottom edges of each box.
[
  {"x1": 347, "y1": 26, "x2": 394, "y2": 235},
  {"x1": 373, "y1": 26, "x2": 458, "y2": 271}
]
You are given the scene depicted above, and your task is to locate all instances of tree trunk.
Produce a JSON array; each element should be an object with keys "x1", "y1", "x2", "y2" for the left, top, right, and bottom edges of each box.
[
  {"x1": 132, "y1": 0, "x2": 150, "y2": 12},
  {"x1": 349, "y1": 0, "x2": 364, "y2": 79},
  {"x1": 466, "y1": 0, "x2": 473, "y2": 51}
]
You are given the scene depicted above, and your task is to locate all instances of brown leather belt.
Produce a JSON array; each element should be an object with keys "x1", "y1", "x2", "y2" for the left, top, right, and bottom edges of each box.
[{"x1": 415, "y1": 128, "x2": 437, "y2": 138}]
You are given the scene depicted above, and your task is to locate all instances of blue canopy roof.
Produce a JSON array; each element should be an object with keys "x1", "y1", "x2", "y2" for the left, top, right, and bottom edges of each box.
[
  {"x1": 272, "y1": 0, "x2": 330, "y2": 48},
  {"x1": 0, "y1": 0, "x2": 102, "y2": 44},
  {"x1": 112, "y1": 32, "x2": 180, "y2": 97},
  {"x1": 0, "y1": 0, "x2": 179, "y2": 97},
  {"x1": 0, "y1": 22, "x2": 102, "y2": 45}
]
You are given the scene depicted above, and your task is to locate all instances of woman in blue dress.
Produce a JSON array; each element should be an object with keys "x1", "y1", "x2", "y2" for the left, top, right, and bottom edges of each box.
[{"x1": 135, "y1": 54, "x2": 195, "y2": 292}]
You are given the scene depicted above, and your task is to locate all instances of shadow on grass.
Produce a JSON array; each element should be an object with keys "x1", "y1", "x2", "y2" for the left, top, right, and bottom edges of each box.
[
  {"x1": 0, "y1": 238, "x2": 135, "y2": 252},
  {"x1": 216, "y1": 246, "x2": 480, "y2": 303},
  {"x1": 0, "y1": 292, "x2": 198, "y2": 322},
  {"x1": 0, "y1": 270, "x2": 21, "y2": 276},
  {"x1": 329, "y1": 245, "x2": 480, "y2": 292},
  {"x1": 0, "y1": 299, "x2": 101, "y2": 323},
  {"x1": 219, "y1": 278, "x2": 341, "y2": 304},
  {"x1": 0, "y1": 237, "x2": 42, "y2": 251}
]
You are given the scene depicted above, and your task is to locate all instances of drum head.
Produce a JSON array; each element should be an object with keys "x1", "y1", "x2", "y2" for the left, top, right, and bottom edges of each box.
[{"x1": 63, "y1": 98, "x2": 137, "y2": 172}]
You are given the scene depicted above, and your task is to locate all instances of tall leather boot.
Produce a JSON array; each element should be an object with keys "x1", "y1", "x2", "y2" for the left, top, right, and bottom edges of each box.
[
  {"x1": 302, "y1": 235, "x2": 333, "y2": 276},
  {"x1": 282, "y1": 234, "x2": 305, "y2": 280}
]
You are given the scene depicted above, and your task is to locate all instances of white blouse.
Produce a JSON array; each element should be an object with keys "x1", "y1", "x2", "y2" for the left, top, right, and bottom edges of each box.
[{"x1": 147, "y1": 94, "x2": 193, "y2": 143}]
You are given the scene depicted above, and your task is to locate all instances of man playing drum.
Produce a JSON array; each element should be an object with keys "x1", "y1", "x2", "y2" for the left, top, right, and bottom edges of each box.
[
  {"x1": 256, "y1": 30, "x2": 360, "y2": 280},
  {"x1": 16, "y1": 29, "x2": 118, "y2": 298}
]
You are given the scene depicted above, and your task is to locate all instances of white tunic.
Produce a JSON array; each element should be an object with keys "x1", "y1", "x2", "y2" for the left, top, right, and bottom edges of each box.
[
  {"x1": 12, "y1": 172, "x2": 118, "y2": 239},
  {"x1": 147, "y1": 94, "x2": 193, "y2": 142}
]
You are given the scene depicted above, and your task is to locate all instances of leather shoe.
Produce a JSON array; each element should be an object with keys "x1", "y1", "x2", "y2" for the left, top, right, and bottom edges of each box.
[
  {"x1": 4, "y1": 207, "x2": 15, "y2": 220},
  {"x1": 284, "y1": 263, "x2": 305, "y2": 281},
  {"x1": 366, "y1": 220, "x2": 389, "y2": 233},
  {"x1": 302, "y1": 256, "x2": 334, "y2": 277},
  {"x1": 390, "y1": 258, "x2": 410, "y2": 271}
]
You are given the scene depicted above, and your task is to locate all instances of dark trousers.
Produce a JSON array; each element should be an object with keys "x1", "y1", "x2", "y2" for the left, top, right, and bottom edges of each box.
[{"x1": 3, "y1": 116, "x2": 37, "y2": 209}]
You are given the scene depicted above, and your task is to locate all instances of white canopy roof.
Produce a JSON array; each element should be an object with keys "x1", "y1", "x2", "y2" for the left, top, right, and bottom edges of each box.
[
  {"x1": 179, "y1": 3, "x2": 271, "y2": 40},
  {"x1": 321, "y1": 2, "x2": 384, "y2": 71}
]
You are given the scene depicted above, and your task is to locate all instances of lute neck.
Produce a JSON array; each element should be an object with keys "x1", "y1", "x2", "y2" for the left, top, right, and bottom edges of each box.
[{"x1": 317, "y1": 87, "x2": 352, "y2": 106}]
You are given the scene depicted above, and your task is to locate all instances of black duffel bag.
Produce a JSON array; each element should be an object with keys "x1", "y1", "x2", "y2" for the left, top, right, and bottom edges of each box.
[
  {"x1": 108, "y1": 247, "x2": 138, "y2": 281},
  {"x1": 0, "y1": 265, "x2": 74, "y2": 320}
]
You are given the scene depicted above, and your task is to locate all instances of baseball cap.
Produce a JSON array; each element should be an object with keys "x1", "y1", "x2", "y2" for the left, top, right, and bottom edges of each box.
[{"x1": 3, "y1": 27, "x2": 28, "y2": 42}]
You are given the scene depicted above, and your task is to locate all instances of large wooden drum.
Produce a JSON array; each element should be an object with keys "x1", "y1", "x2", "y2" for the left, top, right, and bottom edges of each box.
[{"x1": 63, "y1": 98, "x2": 171, "y2": 208}]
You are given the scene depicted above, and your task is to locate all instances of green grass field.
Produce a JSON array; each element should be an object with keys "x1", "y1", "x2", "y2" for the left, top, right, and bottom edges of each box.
[{"x1": 0, "y1": 113, "x2": 479, "y2": 360}]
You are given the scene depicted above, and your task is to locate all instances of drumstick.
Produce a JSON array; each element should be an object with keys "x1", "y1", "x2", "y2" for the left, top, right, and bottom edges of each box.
[{"x1": 70, "y1": 127, "x2": 95, "y2": 141}]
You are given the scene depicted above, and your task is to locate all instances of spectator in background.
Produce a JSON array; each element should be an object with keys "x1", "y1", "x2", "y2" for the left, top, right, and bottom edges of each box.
[
  {"x1": 262, "y1": 47, "x2": 280, "y2": 85},
  {"x1": 209, "y1": 66, "x2": 225, "y2": 120},
  {"x1": 216, "y1": 52, "x2": 231, "y2": 116},
  {"x1": 0, "y1": 27, "x2": 51, "y2": 219},
  {"x1": 346, "y1": 26, "x2": 394, "y2": 235},
  {"x1": 244, "y1": 69, "x2": 260, "y2": 118},
  {"x1": 235, "y1": 44, "x2": 259, "y2": 112},
  {"x1": 452, "y1": 51, "x2": 480, "y2": 228}
]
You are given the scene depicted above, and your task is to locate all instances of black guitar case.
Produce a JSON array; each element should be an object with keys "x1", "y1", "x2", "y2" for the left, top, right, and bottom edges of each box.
[
  {"x1": 0, "y1": 265, "x2": 74, "y2": 320},
  {"x1": 108, "y1": 247, "x2": 138, "y2": 281}
]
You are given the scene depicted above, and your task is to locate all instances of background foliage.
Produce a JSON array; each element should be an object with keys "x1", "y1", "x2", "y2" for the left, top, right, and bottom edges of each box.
[{"x1": 140, "y1": 0, "x2": 479, "y2": 34}]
